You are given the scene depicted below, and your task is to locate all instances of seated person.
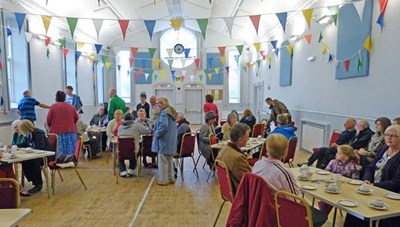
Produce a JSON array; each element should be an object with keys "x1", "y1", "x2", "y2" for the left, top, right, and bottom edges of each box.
[
  {"x1": 240, "y1": 109, "x2": 256, "y2": 135},
  {"x1": 345, "y1": 125, "x2": 400, "y2": 227},
  {"x1": 216, "y1": 123, "x2": 252, "y2": 193},
  {"x1": 118, "y1": 111, "x2": 152, "y2": 177},
  {"x1": 392, "y1": 117, "x2": 400, "y2": 125},
  {"x1": 76, "y1": 119, "x2": 100, "y2": 159},
  {"x1": 199, "y1": 112, "x2": 217, "y2": 168},
  {"x1": 252, "y1": 134, "x2": 327, "y2": 227},
  {"x1": 134, "y1": 109, "x2": 156, "y2": 168},
  {"x1": 89, "y1": 106, "x2": 108, "y2": 126},
  {"x1": 221, "y1": 113, "x2": 238, "y2": 141},
  {"x1": 270, "y1": 114, "x2": 296, "y2": 139},
  {"x1": 176, "y1": 112, "x2": 191, "y2": 152},
  {"x1": 106, "y1": 109, "x2": 123, "y2": 148}
]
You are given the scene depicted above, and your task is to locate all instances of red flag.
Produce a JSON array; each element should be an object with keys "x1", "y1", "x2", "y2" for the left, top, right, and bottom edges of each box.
[
  {"x1": 45, "y1": 36, "x2": 51, "y2": 46},
  {"x1": 118, "y1": 20, "x2": 130, "y2": 41},
  {"x1": 129, "y1": 58, "x2": 134, "y2": 67},
  {"x1": 135, "y1": 67, "x2": 144, "y2": 77},
  {"x1": 194, "y1": 58, "x2": 200, "y2": 69},
  {"x1": 181, "y1": 75, "x2": 185, "y2": 82},
  {"x1": 249, "y1": 15, "x2": 261, "y2": 35},
  {"x1": 344, "y1": 60, "x2": 350, "y2": 72},
  {"x1": 130, "y1": 47, "x2": 138, "y2": 57},
  {"x1": 218, "y1": 46, "x2": 226, "y2": 56},
  {"x1": 304, "y1": 34, "x2": 312, "y2": 44},
  {"x1": 379, "y1": 0, "x2": 389, "y2": 16},
  {"x1": 63, "y1": 48, "x2": 69, "y2": 59},
  {"x1": 0, "y1": 62, "x2": 2, "y2": 70}
]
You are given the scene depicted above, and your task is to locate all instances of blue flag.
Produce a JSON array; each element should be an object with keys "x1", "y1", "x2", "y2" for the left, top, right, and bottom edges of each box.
[
  {"x1": 95, "y1": 44, "x2": 102, "y2": 54},
  {"x1": 144, "y1": 20, "x2": 156, "y2": 41},
  {"x1": 15, "y1": 13, "x2": 26, "y2": 34}
]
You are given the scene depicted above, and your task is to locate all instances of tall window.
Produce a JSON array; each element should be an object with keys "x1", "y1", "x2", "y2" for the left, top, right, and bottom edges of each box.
[
  {"x1": 65, "y1": 41, "x2": 76, "y2": 89},
  {"x1": 116, "y1": 51, "x2": 131, "y2": 103},
  {"x1": 228, "y1": 51, "x2": 240, "y2": 103},
  {"x1": 96, "y1": 62, "x2": 104, "y2": 104}
]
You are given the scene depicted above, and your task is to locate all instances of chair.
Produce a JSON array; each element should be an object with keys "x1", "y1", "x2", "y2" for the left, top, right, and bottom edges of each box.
[
  {"x1": 312, "y1": 130, "x2": 341, "y2": 153},
  {"x1": 48, "y1": 136, "x2": 88, "y2": 194},
  {"x1": 116, "y1": 136, "x2": 138, "y2": 184},
  {"x1": 207, "y1": 134, "x2": 220, "y2": 182},
  {"x1": 194, "y1": 130, "x2": 207, "y2": 171},
  {"x1": 0, "y1": 178, "x2": 20, "y2": 208},
  {"x1": 139, "y1": 135, "x2": 156, "y2": 173},
  {"x1": 175, "y1": 133, "x2": 198, "y2": 180},
  {"x1": 220, "y1": 120, "x2": 227, "y2": 126},
  {"x1": 213, "y1": 160, "x2": 235, "y2": 227},
  {"x1": 252, "y1": 123, "x2": 265, "y2": 137},
  {"x1": 275, "y1": 190, "x2": 313, "y2": 227},
  {"x1": 248, "y1": 141, "x2": 267, "y2": 166},
  {"x1": 283, "y1": 136, "x2": 298, "y2": 168}
]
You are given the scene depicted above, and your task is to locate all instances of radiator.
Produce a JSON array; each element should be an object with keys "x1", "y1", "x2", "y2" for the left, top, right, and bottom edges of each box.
[
  {"x1": 300, "y1": 120, "x2": 330, "y2": 153},
  {"x1": 0, "y1": 125, "x2": 13, "y2": 145}
]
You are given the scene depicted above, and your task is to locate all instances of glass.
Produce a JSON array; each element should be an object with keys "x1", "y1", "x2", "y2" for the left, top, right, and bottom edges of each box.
[{"x1": 384, "y1": 134, "x2": 399, "y2": 138}]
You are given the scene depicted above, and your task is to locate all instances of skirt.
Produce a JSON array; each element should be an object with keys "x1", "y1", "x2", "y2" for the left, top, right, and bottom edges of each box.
[{"x1": 57, "y1": 133, "x2": 77, "y2": 158}]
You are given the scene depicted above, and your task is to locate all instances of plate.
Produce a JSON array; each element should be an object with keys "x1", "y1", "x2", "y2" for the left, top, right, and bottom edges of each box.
[
  {"x1": 325, "y1": 189, "x2": 340, "y2": 194},
  {"x1": 301, "y1": 185, "x2": 317, "y2": 190},
  {"x1": 368, "y1": 203, "x2": 388, "y2": 210},
  {"x1": 383, "y1": 193, "x2": 400, "y2": 200},
  {"x1": 337, "y1": 199, "x2": 358, "y2": 207},
  {"x1": 356, "y1": 189, "x2": 373, "y2": 195},
  {"x1": 316, "y1": 170, "x2": 330, "y2": 175},
  {"x1": 323, "y1": 178, "x2": 335, "y2": 183},
  {"x1": 348, "y1": 180, "x2": 364, "y2": 185},
  {"x1": 33, "y1": 151, "x2": 45, "y2": 154},
  {"x1": 297, "y1": 176, "x2": 309, "y2": 181}
]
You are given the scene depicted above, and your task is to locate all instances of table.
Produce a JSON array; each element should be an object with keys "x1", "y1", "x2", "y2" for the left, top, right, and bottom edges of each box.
[
  {"x1": 292, "y1": 167, "x2": 400, "y2": 227},
  {"x1": 211, "y1": 137, "x2": 265, "y2": 153},
  {"x1": 86, "y1": 127, "x2": 107, "y2": 153},
  {"x1": 0, "y1": 208, "x2": 32, "y2": 227},
  {"x1": 0, "y1": 149, "x2": 55, "y2": 198}
]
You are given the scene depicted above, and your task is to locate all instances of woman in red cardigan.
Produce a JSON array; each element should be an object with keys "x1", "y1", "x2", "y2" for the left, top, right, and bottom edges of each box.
[{"x1": 203, "y1": 94, "x2": 219, "y2": 124}]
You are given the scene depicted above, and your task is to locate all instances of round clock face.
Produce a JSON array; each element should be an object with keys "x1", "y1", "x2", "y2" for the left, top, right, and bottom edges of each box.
[{"x1": 174, "y1": 43, "x2": 184, "y2": 54}]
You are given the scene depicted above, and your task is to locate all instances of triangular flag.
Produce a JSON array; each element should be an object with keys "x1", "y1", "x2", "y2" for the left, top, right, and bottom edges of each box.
[
  {"x1": 129, "y1": 58, "x2": 134, "y2": 67},
  {"x1": 117, "y1": 65, "x2": 121, "y2": 71},
  {"x1": 76, "y1": 42, "x2": 85, "y2": 50},
  {"x1": 332, "y1": 14, "x2": 338, "y2": 26},
  {"x1": 256, "y1": 59, "x2": 261, "y2": 67},
  {"x1": 253, "y1": 43, "x2": 261, "y2": 52},
  {"x1": 130, "y1": 47, "x2": 138, "y2": 57},
  {"x1": 148, "y1": 48, "x2": 156, "y2": 59},
  {"x1": 270, "y1": 40, "x2": 277, "y2": 50},
  {"x1": 274, "y1": 48, "x2": 280, "y2": 57},
  {"x1": 75, "y1": 51, "x2": 82, "y2": 61},
  {"x1": 267, "y1": 56, "x2": 272, "y2": 63},
  {"x1": 170, "y1": 18, "x2": 183, "y2": 31},
  {"x1": 166, "y1": 48, "x2": 173, "y2": 57},
  {"x1": 378, "y1": 0, "x2": 389, "y2": 16},
  {"x1": 207, "y1": 73, "x2": 212, "y2": 80},
  {"x1": 153, "y1": 59, "x2": 161, "y2": 69},
  {"x1": 58, "y1": 38, "x2": 66, "y2": 48},
  {"x1": 304, "y1": 34, "x2": 312, "y2": 44},
  {"x1": 94, "y1": 44, "x2": 102, "y2": 54},
  {"x1": 181, "y1": 59, "x2": 187, "y2": 67},
  {"x1": 101, "y1": 55, "x2": 108, "y2": 63},
  {"x1": 44, "y1": 36, "x2": 51, "y2": 46},
  {"x1": 236, "y1": 45, "x2": 244, "y2": 55},
  {"x1": 197, "y1": 19, "x2": 209, "y2": 40},
  {"x1": 181, "y1": 70, "x2": 187, "y2": 77},
  {"x1": 207, "y1": 58, "x2": 213, "y2": 68},
  {"x1": 25, "y1": 32, "x2": 33, "y2": 42},
  {"x1": 118, "y1": 20, "x2": 130, "y2": 41},
  {"x1": 344, "y1": 60, "x2": 350, "y2": 72},
  {"x1": 194, "y1": 58, "x2": 200, "y2": 69},
  {"x1": 89, "y1": 53, "x2": 95, "y2": 62},
  {"x1": 376, "y1": 13, "x2": 384, "y2": 32},
  {"x1": 189, "y1": 75, "x2": 194, "y2": 82},
  {"x1": 92, "y1": 19, "x2": 104, "y2": 40},
  {"x1": 246, "y1": 62, "x2": 252, "y2": 68},
  {"x1": 63, "y1": 48, "x2": 69, "y2": 59},
  {"x1": 353, "y1": 1, "x2": 366, "y2": 22},
  {"x1": 363, "y1": 36, "x2": 371, "y2": 52},
  {"x1": 249, "y1": 15, "x2": 261, "y2": 35},
  {"x1": 171, "y1": 70, "x2": 176, "y2": 81},
  {"x1": 357, "y1": 57, "x2": 363, "y2": 72},
  {"x1": 302, "y1": 9, "x2": 314, "y2": 29},
  {"x1": 223, "y1": 17, "x2": 235, "y2": 37},
  {"x1": 154, "y1": 74, "x2": 158, "y2": 82},
  {"x1": 160, "y1": 69, "x2": 166, "y2": 76},
  {"x1": 46, "y1": 48, "x2": 50, "y2": 58},
  {"x1": 14, "y1": 13, "x2": 26, "y2": 34},
  {"x1": 242, "y1": 66, "x2": 247, "y2": 73},
  {"x1": 6, "y1": 28, "x2": 12, "y2": 37},
  {"x1": 184, "y1": 48, "x2": 191, "y2": 58},
  {"x1": 220, "y1": 56, "x2": 226, "y2": 65},
  {"x1": 276, "y1": 12, "x2": 287, "y2": 33},
  {"x1": 144, "y1": 20, "x2": 156, "y2": 41},
  {"x1": 318, "y1": 32, "x2": 323, "y2": 43},
  {"x1": 286, "y1": 45, "x2": 293, "y2": 56},
  {"x1": 199, "y1": 74, "x2": 203, "y2": 81},
  {"x1": 218, "y1": 46, "x2": 226, "y2": 56},
  {"x1": 203, "y1": 69, "x2": 208, "y2": 76},
  {"x1": 168, "y1": 59, "x2": 173, "y2": 67},
  {"x1": 41, "y1": 16, "x2": 52, "y2": 34},
  {"x1": 328, "y1": 6, "x2": 339, "y2": 15},
  {"x1": 234, "y1": 55, "x2": 240, "y2": 65},
  {"x1": 214, "y1": 68, "x2": 220, "y2": 74},
  {"x1": 225, "y1": 66, "x2": 230, "y2": 72},
  {"x1": 66, "y1": 17, "x2": 78, "y2": 38},
  {"x1": 328, "y1": 54, "x2": 333, "y2": 63},
  {"x1": 322, "y1": 43, "x2": 328, "y2": 54},
  {"x1": 145, "y1": 73, "x2": 149, "y2": 81},
  {"x1": 192, "y1": 69, "x2": 198, "y2": 76}
]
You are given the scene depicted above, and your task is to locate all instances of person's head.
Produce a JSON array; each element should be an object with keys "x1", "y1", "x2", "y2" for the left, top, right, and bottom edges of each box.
[
  {"x1": 265, "y1": 97, "x2": 273, "y2": 106},
  {"x1": 344, "y1": 118, "x2": 357, "y2": 131},
  {"x1": 137, "y1": 109, "x2": 147, "y2": 121},
  {"x1": 336, "y1": 145, "x2": 359, "y2": 164},
  {"x1": 97, "y1": 106, "x2": 105, "y2": 115},
  {"x1": 11, "y1": 120, "x2": 22, "y2": 133},
  {"x1": 284, "y1": 113, "x2": 292, "y2": 124},
  {"x1": 276, "y1": 114, "x2": 288, "y2": 126},
  {"x1": 108, "y1": 88, "x2": 116, "y2": 98},
  {"x1": 176, "y1": 112, "x2": 185, "y2": 123},
  {"x1": 375, "y1": 117, "x2": 391, "y2": 134},
  {"x1": 266, "y1": 134, "x2": 288, "y2": 160},
  {"x1": 65, "y1": 86, "x2": 73, "y2": 96},
  {"x1": 230, "y1": 110, "x2": 239, "y2": 120},
  {"x1": 18, "y1": 120, "x2": 35, "y2": 135},
  {"x1": 384, "y1": 125, "x2": 400, "y2": 148},
  {"x1": 23, "y1": 90, "x2": 31, "y2": 97},
  {"x1": 150, "y1": 95, "x2": 157, "y2": 105},
  {"x1": 157, "y1": 97, "x2": 169, "y2": 109},
  {"x1": 242, "y1": 109, "x2": 254, "y2": 118},
  {"x1": 55, "y1": 91, "x2": 66, "y2": 102},
  {"x1": 123, "y1": 112, "x2": 134, "y2": 121},
  {"x1": 227, "y1": 113, "x2": 238, "y2": 126},
  {"x1": 205, "y1": 94, "x2": 214, "y2": 103},
  {"x1": 392, "y1": 117, "x2": 400, "y2": 126},
  {"x1": 114, "y1": 109, "x2": 123, "y2": 121},
  {"x1": 356, "y1": 119, "x2": 370, "y2": 131},
  {"x1": 140, "y1": 93, "x2": 147, "y2": 103},
  {"x1": 204, "y1": 111, "x2": 216, "y2": 124},
  {"x1": 230, "y1": 123, "x2": 250, "y2": 147}
]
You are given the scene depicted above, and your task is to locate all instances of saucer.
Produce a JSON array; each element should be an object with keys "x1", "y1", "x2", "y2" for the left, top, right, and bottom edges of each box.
[
  {"x1": 356, "y1": 188, "x2": 373, "y2": 195},
  {"x1": 368, "y1": 203, "x2": 388, "y2": 210},
  {"x1": 316, "y1": 170, "x2": 330, "y2": 175},
  {"x1": 301, "y1": 185, "x2": 317, "y2": 190},
  {"x1": 297, "y1": 176, "x2": 309, "y2": 181},
  {"x1": 383, "y1": 193, "x2": 400, "y2": 200},
  {"x1": 323, "y1": 178, "x2": 335, "y2": 183},
  {"x1": 337, "y1": 199, "x2": 358, "y2": 207},
  {"x1": 348, "y1": 179, "x2": 364, "y2": 185},
  {"x1": 325, "y1": 188, "x2": 340, "y2": 194}
]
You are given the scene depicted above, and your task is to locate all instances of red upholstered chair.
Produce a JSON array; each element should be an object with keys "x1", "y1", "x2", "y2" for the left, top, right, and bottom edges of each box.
[
  {"x1": 175, "y1": 133, "x2": 197, "y2": 180},
  {"x1": 248, "y1": 141, "x2": 268, "y2": 166},
  {"x1": 194, "y1": 130, "x2": 208, "y2": 171},
  {"x1": 283, "y1": 136, "x2": 298, "y2": 168},
  {"x1": 0, "y1": 178, "x2": 20, "y2": 208},
  {"x1": 48, "y1": 136, "x2": 87, "y2": 194},
  {"x1": 312, "y1": 130, "x2": 341, "y2": 153},
  {"x1": 275, "y1": 190, "x2": 313, "y2": 227},
  {"x1": 219, "y1": 120, "x2": 227, "y2": 126},
  {"x1": 117, "y1": 136, "x2": 138, "y2": 183},
  {"x1": 252, "y1": 123, "x2": 265, "y2": 138},
  {"x1": 213, "y1": 160, "x2": 235, "y2": 227},
  {"x1": 207, "y1": 134, "x2": 220, "y2": 182}
]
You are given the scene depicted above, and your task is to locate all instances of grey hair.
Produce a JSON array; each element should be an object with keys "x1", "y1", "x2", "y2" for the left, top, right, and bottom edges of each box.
[
  {"x1": 11, "y1": 120, "x2": 22, "y2": 132},
  {"x1": 230, "y1": 123, "x2": 250, "y2": 142},
  {"x1": 227, "y1": 113, "x2": 236, "y2": 124},
  {"x1": 385, "y1": 125, "x2": 400, "y2": 137},
  {"x1": 176, "y1": 112, "x2": 185, "y2": 118},
  {"x1": 359, "y1": 119, "x2": 370, "y2": 128},
  {"x1": 137, "y1": 109, "x2": 146, "y2": 114},
  {"x1": 276, "y1": 114, "x2": 288, "y2": 125}
]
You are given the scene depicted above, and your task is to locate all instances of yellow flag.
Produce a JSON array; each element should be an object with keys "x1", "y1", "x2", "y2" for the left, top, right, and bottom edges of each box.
[
  {"x1": 363, "y1": 36, "x2": 371, "y2": 52},
  {"x1": 322, "y1": 43, "x2": 328, "y2": 54},
  {"x1": 214, "y1": 68, "x2": 220, "y2": 74},
  {"x1": 89, "y1": 52, "x2": 95, "y2": 61},
  {"x1": 267, "y1": 56, "x2": 272, "y2": 63},
  {"x1": 208, "y1": 73, "x2": 212, "y2": 80},
  {"x1": 166, "y1": 48, "x2": 173, "y2": 57},
  {"x1": 286, "y1": 45, "x2": 293, "y2": 55},
  {"x1": 220, "y1": 56, "x2": 226, "y2": 65},
  {"x1": 160, "y1": 69, "x2": 166, "y2": 80},
  {"x1": 302, "y1": 9, "x2": 314, "y2": 29},
  {"x1": 41, "y1": 15, "x2": 52, "y2": 34},
  {"x1": 153, "y1": 59, "x2": 161, "y2": 69},
  {"x1": 170, "y1": 18, "x2": 183, "y2": 31},
  {"x1": 76, "y1": 42, "x2": 85, "y2": 50},
  {"x1": 105, "y1": 61, "x2": 111, "y2": 69},
  {"x1": 253, "y1": 42, "x2": 261, "y2": 52}
]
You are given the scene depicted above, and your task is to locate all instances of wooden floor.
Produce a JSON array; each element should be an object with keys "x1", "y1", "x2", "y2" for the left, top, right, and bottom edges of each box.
[{"x1": 18, "y1": 125, "x2": 345, "y2": 227}]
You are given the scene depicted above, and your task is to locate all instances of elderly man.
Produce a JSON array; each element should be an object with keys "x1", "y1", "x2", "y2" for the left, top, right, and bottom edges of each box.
[
  {"x1": 17, "y1": 90, "x2": 50, "y2": 123},
  {"x1": 216, "y1": 123, "x2": 252, "y2": 193},
  {"x1": 265, "y1": 97, "x2": 290, "y2": 128},
  {"x1": 107, "y1": 88, "x2": 126, "y2": 121},
  {"x1": 149, "y1": 95, "x2": 160, "y2": 124}
]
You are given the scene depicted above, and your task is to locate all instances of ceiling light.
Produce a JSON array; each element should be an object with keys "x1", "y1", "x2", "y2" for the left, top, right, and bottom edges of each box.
[{"x1": 315, "y1": 15, "x2": 333, "y2": 25}]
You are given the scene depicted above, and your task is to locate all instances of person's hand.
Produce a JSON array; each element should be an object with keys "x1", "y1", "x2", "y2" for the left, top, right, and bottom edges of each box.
[
  {"x1": 330, "y1": 143, "x2": 338, "y2": 148},
  {"x1": 364, "y1": 180, "x2": 371, "y2": 184},
  {"x1": 357, "y1": 148, "x2": 367, "y2": 155}
]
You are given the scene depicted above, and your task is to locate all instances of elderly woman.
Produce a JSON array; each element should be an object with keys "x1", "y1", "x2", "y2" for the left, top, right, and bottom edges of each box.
[
  {"x1": 90, "y1": 105, "x2": 108, "y2": 126},
  {"x1": 151, "y1": 97, "x2": 177, "y2": 186},
  {"x1": 345, "y1": 125, "x2": 400, "y2": 227},
  {"x1": 199, "y1": 112, "x2": 217, "y2": 168},
  {"x1": 46, "y1": 91, "x2": 78, "y2": 158},
  {"x1": 106, "y1": 109, "x2": 123, "y2": 147},
  {"x1": 240, "y1": 109, "x2": 256, "y2": 134},
  {"x1": 222, "y1": 113, "x2": 238, "y2": 141}
]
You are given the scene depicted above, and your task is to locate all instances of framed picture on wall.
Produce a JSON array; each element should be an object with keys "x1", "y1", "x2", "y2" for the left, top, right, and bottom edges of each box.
[{"x1": 207, "y1": 89, "x2": 223, "y2": 100}]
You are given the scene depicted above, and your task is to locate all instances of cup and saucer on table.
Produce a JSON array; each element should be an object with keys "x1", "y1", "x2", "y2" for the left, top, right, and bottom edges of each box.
[
  {"x1": 368, "y1": 197, "x2": 389, "y2": 210},
  {"x1": 356, "y1": 183, "x2": 373, "y2": 195},
  {"x1": 325, "y1": 183, "x2": 340, "y2": 194},
  {"x1": 297, "y1": 171, "x2": 309, "y2": 181},
  {"x1": 24, "y1": 147, "x2": 34, "y2": 153}
]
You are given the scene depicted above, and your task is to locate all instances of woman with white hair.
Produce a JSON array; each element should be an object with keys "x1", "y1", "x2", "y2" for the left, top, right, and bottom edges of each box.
[{"x1": 90, "y1": 105, "x2": 108, "y2": 126}]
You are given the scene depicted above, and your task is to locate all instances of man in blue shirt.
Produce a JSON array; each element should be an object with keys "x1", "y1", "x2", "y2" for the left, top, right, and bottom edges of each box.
[
  {"x1": 17, "y1": 90, "x2": 50, "y2": 123},
  {"x1": 65, "y1": 85, "x2": 83, "y2": 114}
]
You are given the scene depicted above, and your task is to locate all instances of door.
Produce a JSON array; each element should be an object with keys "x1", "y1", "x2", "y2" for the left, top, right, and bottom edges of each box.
[
  {"x1": 254, "y1": 83, "x2": 264, "y2": 115},
  {"x1": 155, "y1": 88, "x2": 174, "y2": 106},
  {"x1": 184, "y1": 89, "x2": 203, "y2": 124}
]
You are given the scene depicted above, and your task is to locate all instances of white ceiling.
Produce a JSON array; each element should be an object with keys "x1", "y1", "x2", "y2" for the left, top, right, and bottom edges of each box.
[{"x1": 0, "y1": 0, "x2": 358, "y2": 46}]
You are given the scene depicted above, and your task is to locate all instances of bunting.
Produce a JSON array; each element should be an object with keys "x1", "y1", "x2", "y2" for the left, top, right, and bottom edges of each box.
[
  {"x1": 253, "y1": 43, "x2": 261, "y2": 52},
  {"x1": 76, "y1": 42, "x2": 85, "y2": 50},
  {"x1": 332, "y1": 14, "x2": 338, "y2": 26},
  {"x1": 166, "y1": 48, "x2": 173, "y2": 57},
  {"x1": 286, "y1": 45, "x2": 293, "y2": 56},
  {"x1": 63, "y1": 48, "x2": 69, "y2": 59},
  {"x1": 148, "y1": 48, "x2": 156, "y2": 58},
  {"x1": 304, "y1": 34, "x2": 312, "y2": 44},
  {"x1": 218, "y1": 46, "x2": 226, "y2": 56},
  {"x1": 6, "y1": 28, "x2": 11, "y2": 37},
  {"x1": 44, "y1": 36, "x2": 51, "y2": 46},
  {"x1": 274, "y1": 48, "x2": 280, "y2": 57},
  {"x1": 249, "y1": 15, "x2": 261, "y2": 35},
  {"x1": 378, "y1": 0, "x2": 389, "y2": 16},
  {"x1": 66, "y1": 17, "x2": 78, "y2": 38},
  {"x1": 170, "y1": 18, "x2": 183, "y2": 31},
  {"x1": 198, "y1": 74, "x2": 203, "y2": 81},
  {"x1": 118, "y1": 20, "x2": 130, "y2": 41},
  {"x1": 236, "y1": 45, "x2": 244, "y2": 55},
  {"x1": 344, "y1": 60, "x2": 350, "y2": 72},
  {"x1": 192, "y1": 69, "x2": 198, "y2": 76},
  {"x1": 223, "y1": 17, "x2": 235, "y2": 37},
  {"x1": 94, "y1": 44, "x2": 102, "y2": 54},
  {"x1": 131, "y1": 47, "x2": 139, "y2": 57},
  {"x1": 234, "y1": 55, "x2": 240, "y2": 65},
  {"x1": 92, "y1": 19, "x2": 104, "y2": 40},
  {"x1": 322, "y1": 43, "x2": 328, "y2": 54},
  {"x1": 15, "y1": 13, "x2": 26, "y2": 34},
  {"x1": 357, "y1": 57, "x2": 363, "y2": 72},
  {"x1": 25, "y1": 32, "x2": 33, "y2": 42},
  {"x1": 328, "y1": 54, "x2": 333, "y2": 63},
  {"x1": 153, "y1": 59, "x2": 161, "y2": 69},
  {"x1": 75, "y1": 51, "x2": 82, "y2": 61},
  {"x1": 189, "y1": 75, "x2": 194, "y2": 82},
  {"x1": 207, "y1": 73, "x2": 212, "y2": 80},
  {"x1": 197, "y1": 19, "x2": 208, "y2": 40},
  {"x1": 41, "y1": 16, "x2": 52, "y2": 34},
  {"x1": 184, "y1": 48, "x2": 191, "y2": 58},
  {"x1": 363, "y1": 36, "x2": 371, "y2": 52},
  {"x1": 194, "y1": 58, "x2": 200, "y2": 69},
  {"x1": 376, "y1": 13, "x2": 384, "y2": 32},
  {"x1": 302, "y1": 9, "x2": 314, "y2": 29},
  {"x1": 46, "y1": 48, "x2": 50, "y2": 58},
  {"x1": 154, "y1": 73, "x2": 158, "y2": 82},
  {"x1": 318, "y1": 32, "x2": 323, "y2": 43},
  {"x1": 144, "y1": 20, "x2": 156, "y2": 41},
  {"x1": 129, "y1": 58, "x2": 134, "y2": 67},
  {"x1": 270, "y1": 40, "x2": 277, "y2": 50},
  {"x1": 220, "y1": 56, "x2": 226, "y2": 65},
  {"x1": 276, "y1": 12, "x2": 287, "y2": 33},
  {"x1": 214, "y1": 68, "x2": 220, "y2": 74},
  {"x1": 207, "y1": 57, "x2": 213, "y2": 68},
  {"x1": 353, "y1": 0, "x2": 366, "y2": 21}
]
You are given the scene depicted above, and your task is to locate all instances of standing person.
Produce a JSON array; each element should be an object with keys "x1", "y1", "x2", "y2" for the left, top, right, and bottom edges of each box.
[
  {"x1": 46, "y1": 91, "x2": 79, "y2": 158},
  {"x1": 265, "y1": 97, "x2": 290, "y2": 128},
  {"x1": 203, "y1": 94, "x2": 219, "y2": 124},
  {"x1": 240, "y1": 109, "x2": 256, "y2": 135},
  {"x1": 107, "y1": 88, "x2": 126, "y2": 121},
  {"x1": 149, "y1": 95, "x2": 160, "y2": 124},
  {"x1": 65, "y1": 86, "x2": 83, "y2": 114},
  {"x1": 152, "y1": 97, "x2": 177, "y2": 186},
  {"x1": 136, "y1": 93, "x2": 150, "y2": 119},
  {"x1": 17, "y1": 90, "x2": 50, "y2": 123}
]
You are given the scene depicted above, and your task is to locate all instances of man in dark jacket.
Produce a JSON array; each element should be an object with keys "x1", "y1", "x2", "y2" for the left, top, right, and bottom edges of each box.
[{"x1": 265, "y1": 98, "x2": 290, "y2": 128}]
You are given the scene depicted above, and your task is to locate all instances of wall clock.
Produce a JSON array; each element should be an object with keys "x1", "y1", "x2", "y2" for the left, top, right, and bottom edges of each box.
[{"x1": 174, "y1": 43, "x2": 184, "y2": 54}]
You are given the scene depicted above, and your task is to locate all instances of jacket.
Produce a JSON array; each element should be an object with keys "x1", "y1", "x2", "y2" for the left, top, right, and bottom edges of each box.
[
  {"x1": 240, "y1": 116, "x2": 256, "y2": 134},
  {"x1": 270, "y1": 126, "x2": 296, "y2": 139},
  {"x1": 118, "y1": 119, "x2": 152, "y2": 154},
  {"x1": 152, "y1": 106, "x2": 177, "y2": 155},
  {"x1": 267, "y1": 99, "x2": 289, "y2": 126},
  {"x1": 177, "y1": 118, "x2": 191, "y2": 151},
  {"x1": 108, "y1": 95, "x2": 126, "y2": 120},
  {"x1": 203, "y1": 102, "x2": 219, "y2": 123},
  {"x1": 199, "y1": 123, "x2": 215, "y2": 160},
  {"x1": 227, "y1": 173, "x2": 277, "y2": 227},
  {"x1": 348, "y1": 127, "x2": 374, "y2": 149},
  {"x1": 46, "y1": 102, "x2": 78, "y2": 134}
]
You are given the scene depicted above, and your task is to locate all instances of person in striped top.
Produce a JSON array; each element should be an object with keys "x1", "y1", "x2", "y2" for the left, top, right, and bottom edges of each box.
[{"x1": 17, "y1": 90, "x2": 49, "y2": 123}]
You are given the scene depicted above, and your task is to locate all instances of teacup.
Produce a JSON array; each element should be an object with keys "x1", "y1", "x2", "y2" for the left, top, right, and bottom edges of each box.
[
  {"x1": 327, "y1": 183, "x2": 339, "y2": 192},
  {"x1": 11, "y1": 145, "x2": 18, "y2": 153},
  {"x1": 9, "y1": 152, "x2": 17, "y2": 158},
  {"x1": 300, "y1": 164, "x2": 309, "y2": 171},
  {"x1": 359, "y1": 184, "x2": 370, "y2": 192},
  {"x1": 371, "y1": 197, "x2": 385, "y2": 207},
  {"x1": 299, "y1": 172, "x2": 308, "y2": 179},
  {"x1": 257, "y1": 135, "x2": 262, "y2": 140}
]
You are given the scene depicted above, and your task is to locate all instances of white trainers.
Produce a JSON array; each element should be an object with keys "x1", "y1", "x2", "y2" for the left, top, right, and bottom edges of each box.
[
  {"x1": 120, "y1": 171, "x2": 128, "y2": 177},
  {"x1": 127, "y1": 169, "x2": 135, "y2": 176},
  {"x1": 56, "y1": 162, "x2": 75, "y2": 168}
]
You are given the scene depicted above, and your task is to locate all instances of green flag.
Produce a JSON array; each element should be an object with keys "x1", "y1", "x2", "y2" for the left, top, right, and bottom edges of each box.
[
  {"x1": 101, "y1": 55, "x2": 108, "y2": 63},
  {"x1": 58, "y1": 38, "x2": 66, "y2": 48},
  {"x1": 242, "y1": 66, "x2": 247, "y2": 73},
  {"x1": 318, "y1": 32, "x2": 323, "y2": 43},
  {"x1": 236, "y1": 45, "x2": 244, "y2": 55},
  {"x1": 66, "y1": 17, "x2": 78, "y2": 38},
  {"x1": 332, "y1": 14, "x2": 338, "y2": 26},
  {"x1": 154, "y1": 74, "x2": 158, "y2": 82},
  {"x1": 197, "y1": 19, "x2": 208, "y2": 40},
  {"x1": 148, "y1": 48, "x2": 156, "y2": 59},
  {"x1": 199, "y1": 74, "x2": 203, "y2": 81}
]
